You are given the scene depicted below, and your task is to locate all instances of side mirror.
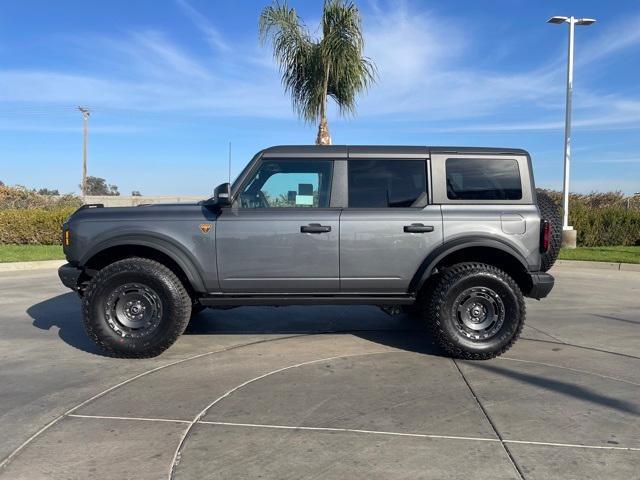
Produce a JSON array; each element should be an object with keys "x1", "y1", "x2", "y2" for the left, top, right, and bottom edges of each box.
[{"x1": 213, "y1": 182, "x2": 231, "y2": 206}]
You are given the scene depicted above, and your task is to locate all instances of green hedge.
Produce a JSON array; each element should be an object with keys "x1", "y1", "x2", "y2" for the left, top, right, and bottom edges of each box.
[
  {"x1": 538, "y1": 189, "x2": 640, "y2": 247},
  {"x1": 0, "y1": 207, "x2": 77, "y2": 245},
  {"x1": 0, "y1": 185, "x2": 81, "y2": 210},
  {"x1": 0, "y1": 189, "x2": 637, "y2": 247},
  {"x1": 570, "y1": 204, "x2": 640, "y2": 247}
]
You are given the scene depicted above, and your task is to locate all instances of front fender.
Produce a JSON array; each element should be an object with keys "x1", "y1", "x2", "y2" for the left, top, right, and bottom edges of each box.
[{"x1": 80, "y1": 232, "x2": 208, "y2": 293}]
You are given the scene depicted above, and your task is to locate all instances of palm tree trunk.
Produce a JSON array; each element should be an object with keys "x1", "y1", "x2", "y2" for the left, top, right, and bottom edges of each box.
[
  {"x1": 316, "y1": 65, "x2": 332, "y2": 146},
  {"x1": 316, "y1": 117, "x2": 331, "y2": 145}
]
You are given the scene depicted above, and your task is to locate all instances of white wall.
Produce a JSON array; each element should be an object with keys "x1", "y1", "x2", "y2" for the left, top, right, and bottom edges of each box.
[{"x1": 82, "y1": 195, "x2": 204, "y2": 207}]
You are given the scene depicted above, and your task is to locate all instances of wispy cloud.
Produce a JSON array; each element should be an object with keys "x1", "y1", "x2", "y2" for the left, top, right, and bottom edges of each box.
[
  {"x1": 579, "y1": 13, "x2": 640, "y2": 65},
  {"x1": 0, "y1": 1, "x2": 639, "y2": 135},
  {"x1": 175, "y1": 0, "x2": 230, "y2": 52}
]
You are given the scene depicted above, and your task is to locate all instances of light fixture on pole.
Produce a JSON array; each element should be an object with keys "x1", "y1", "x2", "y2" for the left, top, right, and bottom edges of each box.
[{"x1": 547, "y1": 16, "x2": 595, "y2": 248}]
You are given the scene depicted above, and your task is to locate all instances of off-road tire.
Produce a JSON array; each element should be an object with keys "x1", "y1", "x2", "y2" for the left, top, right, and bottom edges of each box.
[
  {"x1": 82, "y1": 257, "x2": 191, "y2": 358},
  {"x1": 537, "y1": 191, "x2": 562, "y2": 272},
  {"x1": 425, "y1": 262, "x2": 525, "y2": 360}
]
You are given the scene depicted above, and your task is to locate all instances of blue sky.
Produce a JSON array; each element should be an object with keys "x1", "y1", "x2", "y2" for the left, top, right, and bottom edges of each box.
[{"x1": 1, "y1": 0, "x2": 639, "y2": 195}]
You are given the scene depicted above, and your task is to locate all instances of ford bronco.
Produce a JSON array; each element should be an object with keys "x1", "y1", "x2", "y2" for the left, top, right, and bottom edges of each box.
[{"x1": 59, "y1": 145, "x2": 559, "y2": 358}]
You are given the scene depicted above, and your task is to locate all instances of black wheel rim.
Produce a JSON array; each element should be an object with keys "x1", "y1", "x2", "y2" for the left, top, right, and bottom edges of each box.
[
  {"x1": 105, "y1": 283, "x2": 163, "y2": 338},
  {"x1": 452, "y1": 286, "x2": 505, "y2": 340}
]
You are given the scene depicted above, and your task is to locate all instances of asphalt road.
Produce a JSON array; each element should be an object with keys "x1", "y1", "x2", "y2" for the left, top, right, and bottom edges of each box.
[{"x1": 0, "y1": 264, "x2": 638, "y2": 479}]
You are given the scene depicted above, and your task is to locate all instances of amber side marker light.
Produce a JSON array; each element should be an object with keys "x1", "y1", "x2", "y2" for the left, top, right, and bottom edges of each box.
[{"x1": 63, "y1": 229, "x2": 71, "y2": 246}]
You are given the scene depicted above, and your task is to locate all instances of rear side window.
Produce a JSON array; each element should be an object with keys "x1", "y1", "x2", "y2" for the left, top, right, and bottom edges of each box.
[
  {"x1": 348, "y1": 160, "x2": 427, "y2": 208},
  {"x1": 446, "y1": 158, "x2": 522, "y2": 200}
]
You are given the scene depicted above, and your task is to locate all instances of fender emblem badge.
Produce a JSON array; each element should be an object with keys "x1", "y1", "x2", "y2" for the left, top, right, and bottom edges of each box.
[{"x1": 199, "y1": 223, "x2": 212, "y2": 233}]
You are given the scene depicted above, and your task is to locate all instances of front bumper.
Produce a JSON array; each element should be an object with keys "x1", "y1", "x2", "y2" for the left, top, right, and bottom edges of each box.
[
  {"x1": 527, "y1": 272, "x2": 554, "y2": 299},
  {"x1": 58, "y1": 263, "x2": 82, "y2": 291}
]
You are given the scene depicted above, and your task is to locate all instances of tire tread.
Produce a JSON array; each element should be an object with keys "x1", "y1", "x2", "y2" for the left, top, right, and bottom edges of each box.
[
  {"x1": 82, "y1": 257, "x2": 191, "y2": 358},
  {"x1": 425, "y1": 262, "x2": 525, "y2": 360}
]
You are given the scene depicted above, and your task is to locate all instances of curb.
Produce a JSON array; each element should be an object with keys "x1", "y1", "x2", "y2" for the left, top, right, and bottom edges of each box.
[
  {"x1": 0, "y1": 260, "x2": 65, "y2": 272},
  {"x1": 555, "y1": 259, "x2": 640, "y2": 272}
]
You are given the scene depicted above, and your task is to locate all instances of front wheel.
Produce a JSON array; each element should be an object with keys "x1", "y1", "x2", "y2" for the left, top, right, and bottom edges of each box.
[
  {"x1": 425, "y1": 263, "x2": 525, "y2": 360},
  {"x1": 82, "y1": 257, "x2": 192, "y2": 358}
]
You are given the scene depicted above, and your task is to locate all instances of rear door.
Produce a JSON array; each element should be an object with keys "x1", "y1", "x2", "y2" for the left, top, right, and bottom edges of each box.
[
  {"x1": 216, "y1": 157, "x2": 340, "y2": 293},
  {"x1": 339, "y1": 156, "x2": 443, "y2": 293}
]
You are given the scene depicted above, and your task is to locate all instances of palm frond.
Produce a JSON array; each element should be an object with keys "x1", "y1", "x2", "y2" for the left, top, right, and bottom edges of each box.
[{"x1": 259, "y1": 0, "x2": 376, "y2": 125}]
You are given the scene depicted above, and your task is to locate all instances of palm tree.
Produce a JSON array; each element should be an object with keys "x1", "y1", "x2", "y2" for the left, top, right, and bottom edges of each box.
[{"x1": 259, "y1": 0, "x2": 375, "y2": 145}]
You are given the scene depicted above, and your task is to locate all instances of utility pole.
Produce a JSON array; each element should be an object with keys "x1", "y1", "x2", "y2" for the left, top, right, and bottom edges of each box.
[
  {"x1": 547, "y1": 16, "x2": 595, "y2": 248},
  {"x1": 78, "y1": 107, "x2": 91, "y2": 196}
]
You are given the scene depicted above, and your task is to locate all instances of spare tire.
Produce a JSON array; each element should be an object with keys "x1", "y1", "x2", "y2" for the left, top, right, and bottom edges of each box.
[{"x1": 537, "y1": 191, "x2": 562, "y2": 272}]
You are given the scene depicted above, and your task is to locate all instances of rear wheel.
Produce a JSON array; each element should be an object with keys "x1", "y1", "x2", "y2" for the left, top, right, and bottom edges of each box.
[
  {"x1": 82, "y1": 257, "x2": 191, "y2": 358},
  {"x1": 425, "y1": 262, "x2": 525, "y2": 360}
]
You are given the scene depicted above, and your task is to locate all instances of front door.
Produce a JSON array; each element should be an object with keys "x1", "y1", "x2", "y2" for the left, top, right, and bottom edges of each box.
[
  {"x1": 340, "y1": 158, "x2": 444, "y2": 293},
  {"x1": 216, "y1": 158, "x2": 340, "y2": 293}
]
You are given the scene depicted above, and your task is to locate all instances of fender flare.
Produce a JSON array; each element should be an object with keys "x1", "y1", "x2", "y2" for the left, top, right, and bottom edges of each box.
[
  {"x1": 409, "y1": 235, "x2": 530, "y2": 292},
  {"x1": 80, "y1": 233, "x2": 207, "y2": 293}
]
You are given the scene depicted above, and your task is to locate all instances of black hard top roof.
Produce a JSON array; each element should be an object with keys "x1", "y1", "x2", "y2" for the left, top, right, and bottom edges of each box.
[{"x1": 260, "y1": 145, "x2": 529, "y2": 158}]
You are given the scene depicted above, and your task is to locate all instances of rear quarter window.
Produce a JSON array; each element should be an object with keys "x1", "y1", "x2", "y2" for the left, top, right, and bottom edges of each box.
[{"x1": 446, "y1": 158, "x2": 522, "y2": 200}]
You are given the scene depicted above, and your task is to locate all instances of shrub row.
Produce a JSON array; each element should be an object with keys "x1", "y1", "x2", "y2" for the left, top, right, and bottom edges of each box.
[
  {"x1": 538, "y1": 190, "x2": 640, "y2": 246},
  {"x1": 0, "y1": 207, "x2": 77, "y2": 245},
  {"x1": 0, "y1": 185, "x2": 81, "y2": 210},
  {"x1": 0, "y1": 188, "x2": 637, "y2": 247}
]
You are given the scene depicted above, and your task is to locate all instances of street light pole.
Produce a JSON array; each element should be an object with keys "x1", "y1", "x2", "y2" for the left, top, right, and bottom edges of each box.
[
  {"x1": 547, "y1": 16, "x2": 595, "y2": 248},
  {"x1": 78, "y1": 107, "x2": 91, "y2": 196},
  {"x1": 562, "y1": 18, "x2": 575, "y2": 232}
]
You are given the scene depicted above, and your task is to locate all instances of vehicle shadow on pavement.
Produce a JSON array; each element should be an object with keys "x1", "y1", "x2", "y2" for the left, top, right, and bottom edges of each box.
[
  {"x1": 470, "y1": 362, "x2": 640, "y2": 416},
  {"x1": 28, "y1": 292, "x2": 104, "y2": 355},
  {"x1": 186, "y1": 305, "x2": 444, "y2": 356},
  {"x1": 26, "y1": 295, "x2": 441, "y2": 357}
]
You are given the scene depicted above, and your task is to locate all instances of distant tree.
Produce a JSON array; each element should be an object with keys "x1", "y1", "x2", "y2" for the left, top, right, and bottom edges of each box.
[
  {"x1": 82, "y1": 176, "x2": 120, "y2": 196},
  {"x1": 131, "y1": 190, "x2": 142, "y2": 197},
  {"x1": 37, "y1": 188, "x2": 60, "y2": 196},
  {"x1": 0, "y1": 180, "x2": 4, "y2": 186}
]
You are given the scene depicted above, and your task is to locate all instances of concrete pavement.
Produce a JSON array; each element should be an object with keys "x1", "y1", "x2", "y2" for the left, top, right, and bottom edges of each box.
[{"x1": 0, "y1": 265, "x2": 638, "y2": 479}]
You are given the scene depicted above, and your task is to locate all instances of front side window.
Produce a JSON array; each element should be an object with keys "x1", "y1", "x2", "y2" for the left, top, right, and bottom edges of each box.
[
  {"x1": 348, "y1": 160, "x2": 427, "y2": 208},
  {"x1": 446, "y1": 158, "x2": 522, "y2": 200},
  {"x1": 239, "y1": 160, "x2": 332, "y2": 208}
]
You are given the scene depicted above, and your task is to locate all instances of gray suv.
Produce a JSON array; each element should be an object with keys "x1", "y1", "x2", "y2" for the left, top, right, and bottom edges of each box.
[{"x1": 59, "y1": 145, "x2": 558, "y2": 359}]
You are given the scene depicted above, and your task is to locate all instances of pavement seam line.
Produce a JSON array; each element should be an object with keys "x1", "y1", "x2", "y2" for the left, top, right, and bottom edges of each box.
[
  {"x1": 58, "y1": 415, "x2": 640, "y2": 453},
  {"x1": 201, "y1": 421, "x2": 501, "y2": 442},
  {"x1": 0, "y1": 334, "x2": 307, "y2": 472},
  {"x1": 523, "y1": 324, "x2": 567, "y2": 344},
  {"x1": 498, "y1": 357, "x2": 640, "y2": 388},
  {"x1": 200, "y1": 421, "x2": 640, "y2": 452},
  {"x1": 168, "y1": 350, "x2": 393, "y2": 480},
  {"x1": 452, "y1": 359, "x2": 526, "y2": 480},
  {"x1": 68, "y1": 414, "x2": 191, "y2": 424},
  {"x1": 521, "y1": 337, "x2": 640, "y2": 362}
]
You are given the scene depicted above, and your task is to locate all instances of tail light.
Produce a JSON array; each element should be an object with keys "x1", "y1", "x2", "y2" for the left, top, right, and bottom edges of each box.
[{"x1": 540, "y1": 220, "x2": 550, "y2": 253}]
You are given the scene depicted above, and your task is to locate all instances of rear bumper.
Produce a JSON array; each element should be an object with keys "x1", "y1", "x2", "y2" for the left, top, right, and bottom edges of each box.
[
  {"x1": 526, "y1": 272, "x2": 554, "y2": 299},
  {"x1": 58, "y1": 263, "x2": 82, "y2": 291}
]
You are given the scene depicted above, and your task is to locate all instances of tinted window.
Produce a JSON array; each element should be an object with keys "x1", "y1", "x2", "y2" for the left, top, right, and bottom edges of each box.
[
  {"x1": 239, "y1": 160, "x2": 332, "y2": 208},
  {"x1": 446, "y1": 158, "x2": 522, "y2": 200},
  {"x1": 348, "y1": 160, "x2": 427, "y2": 208}
]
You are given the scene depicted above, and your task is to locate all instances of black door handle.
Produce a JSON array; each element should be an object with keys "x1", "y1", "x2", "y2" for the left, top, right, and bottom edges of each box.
[
  {"x1": 301, "y1": 223, "x2": 332, "y2": 234},
  {"x1": 404, "y1": 223, "x2": 434, "y2": 233}
]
